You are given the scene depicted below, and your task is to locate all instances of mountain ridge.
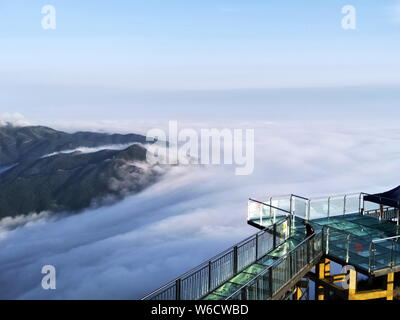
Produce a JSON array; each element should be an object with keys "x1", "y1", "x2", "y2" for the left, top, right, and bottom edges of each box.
[
  {"x1": 0, "y1": 125, "x2": 162, "y2": 219},
  {"x1": 0, "y1": 124, "x2": 149, "y2": 167}
]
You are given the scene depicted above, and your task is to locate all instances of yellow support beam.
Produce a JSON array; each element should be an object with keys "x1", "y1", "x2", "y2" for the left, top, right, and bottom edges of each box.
[
  {"x1": 295, "y1": 287, "x2": 302, "y2": 300},
  {"x1": 309, "y1": 261, "x2": 398, "y2": 300},
  {"x1": 315, "y1": 259, "x2": 330, "y2": 300},
  {"x1": 324, "y1": 259, "x2": 331, "y2": 278},
  {"x1": 348, "y1": 269, "x2": 395, "y2": 300},
  {"x1": 348, "y1": 268, "x2": 357, "y2": 299},
  {"x1": 387, "y1": 272, "x2": 394, "y2": 301},
  {"x1": 325, "y1": 274, "x2": 346, "y2": 283}
]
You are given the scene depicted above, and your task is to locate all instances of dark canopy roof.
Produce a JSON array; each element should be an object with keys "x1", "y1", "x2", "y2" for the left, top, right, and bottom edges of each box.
[{"x1": 364, "y1": 185, "x2": 400, "y2": 208}]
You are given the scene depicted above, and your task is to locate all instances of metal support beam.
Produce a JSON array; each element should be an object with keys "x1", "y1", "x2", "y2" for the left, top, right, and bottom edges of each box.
[{"x1": 307, "y1": 271, "x2": 347, "y2": 299}]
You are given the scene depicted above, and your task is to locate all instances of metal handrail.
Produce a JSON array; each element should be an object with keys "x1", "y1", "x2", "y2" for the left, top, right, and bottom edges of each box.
[
  {"x1": 372, "y1": 235, "x2": 400, "y2": 243},
  {"x1": 224, "y1": 231, "x2": 323, "y2": 300},
  {"x1": 290, "y1": 194, "x2": 309, "y2": 201},
  {"x1": 141, "y1": 217, "x2": 289, "y2": 300},
  {"x1": 251, "y1": 192, "x2": 364, "y2": 223},
  {"x1": 248, "y1": 198, "x2": 292, "y2": 214}
]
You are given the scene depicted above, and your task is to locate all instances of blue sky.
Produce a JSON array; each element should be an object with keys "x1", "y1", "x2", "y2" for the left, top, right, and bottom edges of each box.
[
  {"x1": 2, "y1": 2, "x2": 400, "y2": 299},
  {"x1": 1, "y1": 1, "x2": 400, "y2": 123}
]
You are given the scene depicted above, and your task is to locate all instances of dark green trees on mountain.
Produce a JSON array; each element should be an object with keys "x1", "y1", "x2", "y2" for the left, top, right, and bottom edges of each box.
[{"x1": 0, "y1": 125, "x2": 160, "y2": 219}]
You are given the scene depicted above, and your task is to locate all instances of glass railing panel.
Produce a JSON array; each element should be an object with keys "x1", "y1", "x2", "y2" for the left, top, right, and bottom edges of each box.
[
  {"x1": 392, "y1": 242, "x2": 400, "y2": 266},
  {"x1": 310, "y1": 233, "x2": 323, "y2": 259},
  {"x1": 181, "y1": 266, "x2": 210, "y2": 300},
  {"x1": 329, "y1": 196, "x2": 346, "y2": 217},
  {"x1": 225, "y1": 233, "x2": 322, "y2": 301},
  {"x1": 210, "y1": 251, "x2": 234, "y2": 289},
  {"x1": 148, "y1": 282, "x2": 177, "y2": 300},
  {"x1": 371, "y1": 252, "x2": 392, "y2": 270},
  {"x1": 256, "y1": 231, "x2": 274, "y2": 259},
  {"x1": 254, "y1": 271, "x2": 272, "y2": 300},
  {"x1": 271, "y1": 256, "x2": 290, "y2": 294},
  {"x1": 247, "y1": 199, "x2": 264, "y2": 223},
  {"x1": 346, "y1": 238, "x2": 370, "y2": 258},
  {"x1": 293, "y1": 197, "x2": 308, "y2": 220},
  {"x1": 275, "y1": 218, "x2": 290, "y2": 246},
  {"x1": 237, "y1": 238, "x2": 257, "y2": 272},
  {"x1": 270, "y1": 197, "x2": 291, "y2": 213},
  {"x1": 248, "y1": 199, "x2": 290, "y2": 227},
  {"x1": 230, "y1": 269, "x2": 272, "y2": 301},
  {"x1": 309, "y1": 198, "x2": 329, "y2": 219},
  {"x1": 345, "y1": 194, "x2": 361, "y2": 214}
]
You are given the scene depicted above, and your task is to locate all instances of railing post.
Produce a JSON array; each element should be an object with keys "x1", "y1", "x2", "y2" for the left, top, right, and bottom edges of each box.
[
  {"x1": 269, "y1": 268, "x2": 273, "y2": 298},
  {"x1": 255, "y1": 234, "x2": 259, "y2": 260},
  {"x1": 290, "y1": 195, "x2": 294, "y2": 228},
  {"x1": 273, "y1": 224, "x2": 277, "y2": 249},
  {"x1": 343, "y1": 195, "x2": 347, "y2": 215},
  {"x1": 269, "y1": 198, "x2": 272, "y2": 220},
  {"x1": 346, "y1": 235, "x2": 351, "y2": 263},
  {"x1": 176, "y1": 279, "x2": 181, "y2": 300},
  {"x1": 241, "y1": 287, "x2": 247, "y2": 300},
  {"x1": 369, "y1": 242, "x2": 376, "y2": 271},
  {"x1": 327, "y1": 197, "x2": 330, "y2": 218},
  {"x1": 208, "y1": 261, "x2": 212, "y2": 292},
  {"x1": 325, "y1": 228, "x2": 330, "y2": 255},
  {"x1": 233, "y1": 246, "x2": 238, "y2": 275},
  {"x1": 390, "y1": 241, "x2": 394, "y2": 267}
]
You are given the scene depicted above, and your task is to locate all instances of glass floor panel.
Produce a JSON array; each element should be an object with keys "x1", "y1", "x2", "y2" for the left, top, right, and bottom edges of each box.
[
  {"x1": 230, "y1": 272, "x2": 257, "y2": 285},
  {"x1": 325, "y1": 222, "x2": 359, "y2": 230},
  {"x1": 258, "y1": 256, "x2": 278, "y2": 267},
  {"x1": 242, "y1": 263, "x2": 266, "y2": 275},
  {"x1": 203, "y1": 293, "x2": 226, "y2": 300},
  {"x1": 212, "y1": 282, "x2": 242, "y2": 298},
  {"x1": 267, "y1": 239, "x2": 302, "y2": 258},
  {"x1": 312, "y1": 218, "x2": 343, "y2": 226}
]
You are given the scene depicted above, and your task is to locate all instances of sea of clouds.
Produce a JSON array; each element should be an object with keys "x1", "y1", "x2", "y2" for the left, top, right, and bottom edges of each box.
[{"x1": 0, "y1": 120, "x2": 400, "y2": 299}]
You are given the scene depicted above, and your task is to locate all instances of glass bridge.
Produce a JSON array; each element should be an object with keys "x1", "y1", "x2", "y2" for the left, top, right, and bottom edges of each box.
[{"x1": 142, "y1": 192, "x2": 400, "y2": 300}]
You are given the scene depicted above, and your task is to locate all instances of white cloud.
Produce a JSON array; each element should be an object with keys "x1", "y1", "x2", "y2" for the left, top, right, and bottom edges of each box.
[
  {"x1": 41, "y1": 143, "x2": 141, "y2": 158},
  {"x1": 0, "y1": 121, "x2": 400, "y2": 299},
  {"x1": 0, "y1": 112, "x2": 32, "y2": 127}
]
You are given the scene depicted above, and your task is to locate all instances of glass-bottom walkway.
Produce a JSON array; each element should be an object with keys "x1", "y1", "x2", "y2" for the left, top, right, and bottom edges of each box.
[
  {"x1": 143, "y1": 213, "x2": 400, "y2": 300},
  {"x1": 251, "y1": 214, "x2": 400, "y2": 276},
  {"x1": 204, "y1": 218, "x2": 320, "y2": 300}
]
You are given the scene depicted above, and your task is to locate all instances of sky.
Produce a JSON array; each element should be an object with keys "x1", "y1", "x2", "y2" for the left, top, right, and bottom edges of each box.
[
  {"x1": 0, "y1": 0, "x2": 400, "y2": 123},
  {"x1": 1, "y1": 1, "x2": 400, "y2": 299}
]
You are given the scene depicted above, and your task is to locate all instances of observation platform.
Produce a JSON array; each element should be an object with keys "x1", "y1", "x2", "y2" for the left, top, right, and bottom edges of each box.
[{"x1": 142, "y1": 189, "x2": 400, "y2": 301}]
